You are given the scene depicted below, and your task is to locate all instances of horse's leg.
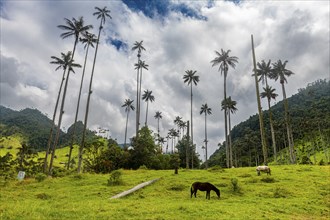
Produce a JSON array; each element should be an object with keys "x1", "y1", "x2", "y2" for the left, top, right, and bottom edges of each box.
[{"x1": 194, "y1": 190, "x2": 197, "y2": 198}]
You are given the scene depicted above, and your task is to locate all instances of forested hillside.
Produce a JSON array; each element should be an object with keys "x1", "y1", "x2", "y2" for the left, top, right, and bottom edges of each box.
[
  {"x1": 0, "y1": 107, "x2": 95, "y2": 151},
  {"x1": 208, "y1": 79, "x2": 330, "y2": 167}
]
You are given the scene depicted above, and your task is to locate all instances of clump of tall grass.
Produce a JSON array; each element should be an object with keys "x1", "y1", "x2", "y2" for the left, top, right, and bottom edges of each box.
[
  {"x1": 231, "y1": 178, "x2": 242, "y2": 194},
  {"x1": 107, "y1": 170, "x2": 123, "y2": 186}
]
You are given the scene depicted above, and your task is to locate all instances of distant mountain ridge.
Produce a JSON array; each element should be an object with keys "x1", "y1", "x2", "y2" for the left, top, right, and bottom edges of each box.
[
  {"x1": 207, "y1": 79, "x2": 330, "y2": 166},
  {"x1": 0, "y1": 106, "x2": 96, "y2": 151}
]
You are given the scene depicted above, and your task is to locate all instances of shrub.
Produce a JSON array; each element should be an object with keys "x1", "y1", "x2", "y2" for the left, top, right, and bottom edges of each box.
[
  {"x1": 261, "y1": 177, "x2": 275, "y2": 183},
  {"x1": 35, "y1": 173, "x2": 47, "y2": 182},
  {"x1": 138, "y1": 165, "x2": 148, "y2": 170},
  {"x1": 300, "y1": 155, "x2": 312, "y2": 165},
  {"x1": 231, "y1": 178, "x2": 241, "y2": 193},
  {"x1": 168, "y1": 184, "x2": 186, "y2": 191},
  {"x1": 36, "y1": 193, "x2": 51, "y2": 200},
  {"x1": 319, "y1": 159, "x2": 325, "y2": 166},
  {"x1": 273, "y1": 187, "x2": 290, "y2": 198},
  {"x1": 107, "y1": 170, "x2": 123, "y2": 186},
  {"x1": 208, "y1": 165, "x2": 225, "y2": 172}
]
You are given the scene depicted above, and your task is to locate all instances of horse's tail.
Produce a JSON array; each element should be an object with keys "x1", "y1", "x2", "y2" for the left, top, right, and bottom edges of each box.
[{"x1": 190, "y1": 186, "x2": 193, "y2": 198}]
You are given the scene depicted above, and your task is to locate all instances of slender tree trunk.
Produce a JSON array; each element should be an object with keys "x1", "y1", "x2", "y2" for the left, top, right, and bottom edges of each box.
[
  {"x1": 124, "y1": 110, "x2": 130, "y2": 148},
  {"x1": 228, "y1": 111, "x2": 233, "y2": 167},
  {"x1": 204, "y1": 113, "x2": 208, "y2": 169},
  {"x1": 145, "y1": 101, "x2": 149, "y2": 126},
  {"x1": 267, "y1": 97, "x2": 277, "y2": 163},
  {"x1": 43, "y1": 69, "x2": 65, "y2": 173},
  {"x1": 157, "y1": 118, "x2": 160, "y2": 145},
  {"x1": 190, "y1": 83, "x2": 194, "y2": 169},
  {"x1": 282, "y1": 83, "x2": 295, "y2": 163},
  {"x1": 67, "y1": 44, "x2": 90, "y2": 170},
  {"x1": 78, "y1": 22, "x2": 102, "y2": 173},
  {"x1": 48, "y1": 69, "x2": 71, "y2": 175},
  {"x1": 251, "y1": 34, "x2": 268, "y2": 165},
  {"x1": 138, "y1": 67, "x2": 143, "y2": 131},
  {"x1": 136, "y1": 54, "x2": 141, "y2": 138},
  {"x1": 48, "y1": 38, "x2": 79, "y2": 174},
  {"x1": 186, "y1": 120, "x2": 190, "y2": 169},
  {"x1": 223, "y1": 70, "x2": 229, "y2": 168}
]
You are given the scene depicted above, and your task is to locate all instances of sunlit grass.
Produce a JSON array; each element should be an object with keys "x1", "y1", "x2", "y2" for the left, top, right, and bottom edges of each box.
[{"x1": 1, "y1": 165, "x2": 329, "y2": 219}]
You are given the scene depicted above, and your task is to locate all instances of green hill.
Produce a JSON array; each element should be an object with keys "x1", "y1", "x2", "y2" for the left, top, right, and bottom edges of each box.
[
  {"x1": 208, "y1": 79, "x2": 330, "y2": 167},
  {"x1": 0, "y1": 106, "x2": 96, "y2": 151}
]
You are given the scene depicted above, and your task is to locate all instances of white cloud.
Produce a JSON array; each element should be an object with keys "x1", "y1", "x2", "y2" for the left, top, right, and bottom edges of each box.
[{"x1": 0, "y1": 0, "x2": 329, "y2": 160}]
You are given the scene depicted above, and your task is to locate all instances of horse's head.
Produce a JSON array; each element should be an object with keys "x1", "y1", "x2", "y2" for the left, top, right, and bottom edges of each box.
[{"x1": 215, "y1": 188, "x2": 220, "y2": 199}]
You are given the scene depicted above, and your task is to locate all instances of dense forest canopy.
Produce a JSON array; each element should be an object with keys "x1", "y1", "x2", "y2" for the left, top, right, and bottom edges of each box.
[{"x1": 208, "y1": 79, "x2": 330, "y2": 167}]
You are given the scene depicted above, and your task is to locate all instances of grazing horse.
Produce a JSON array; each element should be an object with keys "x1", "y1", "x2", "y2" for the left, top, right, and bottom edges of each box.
[
  {"x1": 256, "y1": 166, "x2": 271, "y2": 176},
  {"x1": 190, "y1": 182, "x2": 220, "y2": 200}
]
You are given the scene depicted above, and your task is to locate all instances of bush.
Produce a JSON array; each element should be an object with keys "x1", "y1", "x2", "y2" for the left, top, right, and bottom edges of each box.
[
  {"x1": 208, "y1": 165, "x2": 225, "y2": 172},
  {"x1": 300, "y1": 155, "x2": 312, "y2": 165},
  {"x1": 138, "y1": 165, "x2": 148, "y2": 170},
  {"x1": 35, "y1": 173, "x2": 47, "y2": 182},
  {"x1": 231, "y1": 178, "x2": 241, "y2": 193},
  {"x1": 319, "y1": 159, "x2": 325, "y2": 166},
  {"x1": 273, "y1": 187, "x2": 290, "y2": 198},
  {"x1": 107, "y1": 170, "x2": 123, "y2": 186},
  {"x1": 261, "y1": 177, "x2": 275, "y2": 183}
]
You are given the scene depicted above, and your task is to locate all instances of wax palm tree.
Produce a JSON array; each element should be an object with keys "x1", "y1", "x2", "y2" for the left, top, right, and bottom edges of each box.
[
  {"x1": 57, "y1": 16, "x2": 93, "y2": 59},
  {"x1": 67, "y1": 32, "x2": 97, "y2": 169},
  {"x1": 154, "y1": 111, "x2": 162, "y2": 142},
  {"x1": 224, "y1": 97, "x2": 237, "y2": 167},
  {"x1": 43, "y1": 51, "x2": 74, "y2": 172},
  {"x1": 134, "y1": 60, "x2": 149, "y2": 130},
  {"x1": 48, "y1": 55, "x2": 81, "y2": 175},
  {"x1": 174, "y1": 116, "x2": 183, "y2": 140},
  {"x1": 251, "y1": 35, "x2": 268, "y2": 165},
  {"x1": 200, "y1": 103, "x2": 212, "y2": 169},
  {"x1": 142, "y1": 89, "x2": 155, "y2": 126},
  {"x1": 271, "y1": 59, "x2": 295, "y2": 163},
  {"x1": 169, "y1": 128, "x2": 178, "y2": 153},
  {"x1": 261, "y1": 85, "x2": 278, "y2": 162},
  {"x1": 257, "y1": 60, "x2": 272, "y2": 86},
  {"x1": 78, "y1": 6, "x2": 112, "y2": 173},
  {"x1": 132, "y1": 41, "x2": 146, "y2": 137},
  {"x1": 122, "y1": 99, "x2": 135, "y2": 148},
  {"x1": 211, "y1": 49, "x2": 238, "y2": 168},
  {"x1": 183, "y1": 70, "x2": 199, "y2": 168}
]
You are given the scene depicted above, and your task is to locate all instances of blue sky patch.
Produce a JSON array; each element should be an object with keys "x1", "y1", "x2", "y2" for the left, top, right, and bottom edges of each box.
[
  {"x1": 106, "y1": 37, "x2": 128, "y2": 52},
  {"x1": 122, "y1": 0, "x2": 208, "y2": 20}
]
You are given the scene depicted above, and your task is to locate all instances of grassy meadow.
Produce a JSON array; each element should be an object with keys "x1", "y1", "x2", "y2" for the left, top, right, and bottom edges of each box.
[{"x1": 1, "y1": 165, "x2": 329, "y2": 219}]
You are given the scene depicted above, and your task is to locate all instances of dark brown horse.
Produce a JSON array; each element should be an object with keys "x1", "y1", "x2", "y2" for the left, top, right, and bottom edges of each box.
[{"x1": 190, "y1": 182, "x2": 220, "y2": 200}]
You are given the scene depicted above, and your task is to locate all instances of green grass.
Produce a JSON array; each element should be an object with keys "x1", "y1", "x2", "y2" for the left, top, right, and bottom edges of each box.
[{"x1": 1, "y1": 165, "x2": 329, "y2": 219}]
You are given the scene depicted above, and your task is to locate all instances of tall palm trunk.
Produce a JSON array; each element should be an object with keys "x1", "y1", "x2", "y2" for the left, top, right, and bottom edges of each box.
[
  {"x1": 267, "y1": 96, "x2": 277, "y2": 162},
  {"x1": 190, "y1": 83, "x2": 194, "y2": 168},
  {"x1": 49, "y1": 39, "x2": 79, "y2": 174},
  {"x1": 136, "y1": 55, "x2": 141, "y2": 138},
  {"x1": 48, "y1": 68, "x2": 71, "y2": 175},
  {"x1": 67, "y1": 43, "x2": 91, "y2": 169},
  {"x1": 223, "y1": 71, "x2": 230, "y2": 168},
  {"x1": 138, "y1": 67, "x2": 143, "y2": 129},
  {"x1": 145, "y1": 101, "x2": 149, "y2": 126},
  {"x1": 228, "y1": 110, "x2": 233, "y2": 167},
  {"x1": 186, "y1": 120, "x2": 190, "y2": 169},
  {"x1": 78, "y1": 22, "x2": 102, "y2": 173},
  {"x1": 124, "y1": 109, "x2": 130, "y2": 148},
  {"x1": 43, "y1": 69, "x2": 65, "y2": 172},
  {"x1": 204, "y1": 112, "x2": 208, "y2": 169},
  {"x1": 281, "y1": 82, "x2": 295, "y2": 163},
  {"x1": 251, "y1": 35, "x2": 268, "y2": 165}
]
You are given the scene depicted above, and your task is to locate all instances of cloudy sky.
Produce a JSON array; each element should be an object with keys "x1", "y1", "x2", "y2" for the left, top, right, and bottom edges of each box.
[{"x1": 1, "y1": 0, "x2": 329, "y2": 160}]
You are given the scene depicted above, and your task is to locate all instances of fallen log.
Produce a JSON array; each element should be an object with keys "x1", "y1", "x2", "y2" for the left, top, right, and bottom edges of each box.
[{"x1": 110, "y1": 178, "x2": 160, "y2": 199}]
